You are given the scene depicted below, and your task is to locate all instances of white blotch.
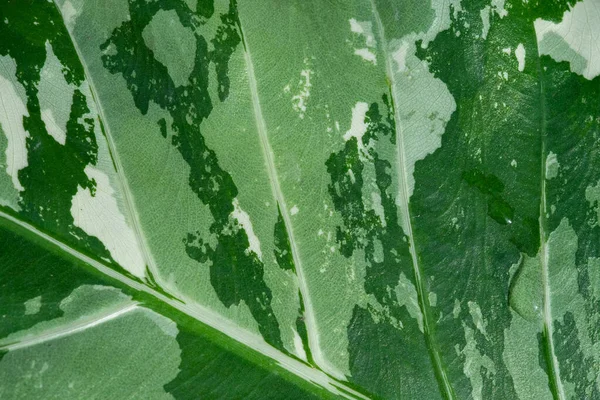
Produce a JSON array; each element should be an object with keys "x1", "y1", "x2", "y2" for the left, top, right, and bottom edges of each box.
[
  {"x1": 231, "y1": 198, "x2": 263, "y2": 260},
  {"x1": 41, "y1": 109, "x2": 66, "y2": 145},
  {"x1": 515, "y1": 43, "x2": 526, "y2": 72},
  {"x1": 291, "y1": 328, "x2": 307, "y2": 361},
  {"x1": 60, "y1": 1, "x2": 79, "y2": 29},
  {"x1": 71, "y1": 166, "x2": 146, "y2": 278},
  {"x1": 534, "y1": 0, "x2": 600, "y2": 79},
  {"x1": 290, "y1": 205, "x2": 299, "y2": 216},
  {"x1": 24, "y1": 296, "x2": 42, "y2": 315},
  {"x1": 343, "y1": 102, "x2": 369, "y2": 145},
  {"x1": 353, "y1": 48, "x2": 377, "y2": 64},
  {"x1": 349, "y1": 18, "x2": 377, "y2": 65},
  {"x1": 502, "y1": 47, "x2": 512, "y2": 55},
  {"x1": 39, "y1": 41, "x2": 76, "y2": 145},
  {"x1": 393, "y1": 41, "x2": 410, "y2": 72},
  {"x1": 480, "y1": 6, "x2": 491, "y2": 39},
  {"x1": 0, "y1": 55, "x2": 30, "y2": 191}
]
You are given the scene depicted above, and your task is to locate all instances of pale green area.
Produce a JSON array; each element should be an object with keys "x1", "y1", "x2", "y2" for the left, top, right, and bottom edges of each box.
[
  {"x1": 546, "y1": 218, "x2": 600, "y2": 399},
  {"x1": 509, "y1": 255, "x2": 543, "y2": 323},
  {"x1": 64, "y1": 0, "x2": 297, "y2": 351},
  {"x1": 0, "y1": 124, "x2": 20, "y2": 210},
  {"x1": 235, "y1": 0, "x2": 385, "y2": 373},
  {"x1": 0, "y1": 54, "x2": 27, "y2": 209},
  {"x1": 142, "y1": 10, "x2": 196, "y2": 87},
  {"x1": 458, "y1": 324, "x2": 496, "y2": 400},
  {"x1": 395, "y1": 273, "x2": 424, "y2": 332},
  {"x1": 200, "y1": 43, "x2": 303, "y2": 357},
  {"x1": 545, "y1": 152, "x2": 559, "y2": 180},
  {"x1": 0, "y1": 286, "x2": 180, "y2": 399},
  {"x1": 0, "y1": 285, "x2": 133, "y2": 346},
  {"x1": 503, "y1": 310, "x2": 552, "y2": 400},
  {"x1": 537, "y1": 33, "x2": 587, "y2": 78},
  {"x1": 585, "y1": 180, "x2": 600, "y2": 227},
  {"x1": 38, "y1": 41, "x2": 75, "y2": 145},
  {"x1": 24, "y1": 296, "x2": 42, "y2": 316}
]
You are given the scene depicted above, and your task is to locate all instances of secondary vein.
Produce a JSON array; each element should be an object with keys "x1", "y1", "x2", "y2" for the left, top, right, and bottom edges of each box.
[
  {"x1": 369, "y1": 2, "x2": 456, "y2": 399},
  {"x1": 236, "y1": 21, "x2": 330, "y2": 377}
]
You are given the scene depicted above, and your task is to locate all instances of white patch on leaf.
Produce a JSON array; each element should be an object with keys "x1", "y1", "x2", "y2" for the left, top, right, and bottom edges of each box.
[
  {"x1": 515, "y1": 43, "x2": 526, "y2": 72},
  {"x1": 71, "y1": 166, "x2": 146, "y2": 278},
  {"x1": 231, "y1": 198, "x2": 263, "y2": 260},
  {"x1": 0, "y1": 55, "x2": 29, "y2": 192},
  {"x1": 535, "y1": 0, "x2": 600, "y2": 79}
]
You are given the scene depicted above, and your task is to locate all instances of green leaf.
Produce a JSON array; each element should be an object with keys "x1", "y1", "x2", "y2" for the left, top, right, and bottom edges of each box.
[{"x1": 1, "y1": 0, "x2": 599, "y2": 398}]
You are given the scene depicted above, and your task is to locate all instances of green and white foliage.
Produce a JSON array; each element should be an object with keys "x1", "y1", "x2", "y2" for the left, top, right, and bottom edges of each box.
[{"x1": 0, "y1": 0, "x2": 599, "y2": 398}]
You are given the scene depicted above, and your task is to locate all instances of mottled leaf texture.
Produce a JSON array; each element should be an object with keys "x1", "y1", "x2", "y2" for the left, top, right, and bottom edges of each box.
[{"x1": 0, "y1": 0, "x2": 599, "y2": 399}]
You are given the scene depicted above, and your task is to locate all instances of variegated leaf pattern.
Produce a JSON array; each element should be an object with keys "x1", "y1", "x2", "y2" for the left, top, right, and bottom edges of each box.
[{"x1": 0, "y1": 0, "x2": 599, "y2": 399}]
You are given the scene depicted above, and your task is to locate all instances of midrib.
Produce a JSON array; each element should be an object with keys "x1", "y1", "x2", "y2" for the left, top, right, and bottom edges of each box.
[
  {"x1": 0, "y1": 210, "x2": 368, "y2": 400},
  {"x1": 0, "y1": 303, "x2": 137, "y2": 351},
  {"x1": 52, "y1": 0, "x2": 162, "y2": 287},
  {"x1": 236, "y1": 24, "x2": 332, "y2": 377},
  {"x1": 534, "y1": 34, "x2": 567, "y2": 400},
  {"x1": 369, "y1": 1, "x2": 455, "y2": 399}
]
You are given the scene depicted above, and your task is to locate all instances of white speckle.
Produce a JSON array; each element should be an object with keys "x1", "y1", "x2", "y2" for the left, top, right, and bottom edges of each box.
[
  {"x1": 502, "y1": 47, "x2": 512, "y2": 55},
  {"x1": 515, "y1": 43, "x2": 526, "y2": 72},
  {"x1": 330, "y1": 246, "x2": 336, "y2": 253},
  {"x1": 511, "y1": 159, "x2": 517, "y2": 167},
  {"x1": 545, "y1": 152, "x2": 560, "y2": 179},
  {"x1": 71, "y1": 166, "x2": 146, "y2": 278},
  {"x1": 283, "y1": 84, "x2": 290, "y2": 93},
  {"x1": 290, "y1": 205, "x2": 299, "y2": 215},
  {"x1": 288, "y1": 59, "x2": 312, "y2": 118},
  {"x1": 317, "y1": 229, "x2": 324, "y2": 236},
  {"x1": 231, "y1": 198, "x2": 263, "y2": 260},
  {"x1": 0, "y1": 56, "x2": 30, "y2": 192}
]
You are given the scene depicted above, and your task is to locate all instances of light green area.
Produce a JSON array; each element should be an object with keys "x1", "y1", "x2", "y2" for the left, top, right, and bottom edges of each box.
[
  {"x1": 395, "y1": 272, "x2": 423, "y2": 332},
  {"x1": 546, "y1": 218, "x2": 600, "y2": 399},
  {"x1": 545, "y1": 152, "x2": 559, "y2": 180},
  {"x1": 503, "y1": 310, "x2": 552, "y2": 400},
  {"x1": 23, "y1": 296, "x2": 42, "y2": 316},
  {"x1": 458, "y1": 324, "x2": 496, "y2": 400},
  {"x1": 538, "y1": 32, "x2": 588, "y2": 78},
  {"x1": 0, "y1": 124, "x2": 20, "y2": 210},
  {"x1": 142, "y1": 10, "x2": 196, "y2": 87},
  {"x1": 0, "y1": 286, "x2": 180, "y2": 399},
  {"x1": 38, "y1": 41, "x2": 75, "y2": 145},
  {"x1": 509, "y1": 254, "x2": 543, "y2": 323},
  {"x1": 585, "y1": 180, "x2": 600, "y2": 226}
]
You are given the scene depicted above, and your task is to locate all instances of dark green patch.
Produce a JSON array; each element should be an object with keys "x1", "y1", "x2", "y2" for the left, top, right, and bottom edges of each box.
[
  {"x1": 273, "y1": 205, "x2": 295, "y2": 272},
  {"x1": 100, "y1": 0, "x2": 283, "y2": 350},
  {"x1": 462, "y1": 169, "x2": 514, "y2": 225}
]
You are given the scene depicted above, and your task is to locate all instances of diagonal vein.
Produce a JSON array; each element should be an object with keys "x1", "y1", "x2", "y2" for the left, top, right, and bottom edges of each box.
[
  {"x1": 369, "y1": 1, "x2": 456, "y2": 399},
  {"x1": 235, "y1": 22, "x2": 332, "y2": 377},
  {"x1": 534, "y1": 27, "x2": 567, "y2": 400},
  {"x1": 0, "y1": 303, "x2": 138, "y2": 351},
  {"x1": 52, "y1": 0, "x2": 162, "y2": 287},
  {"x1": 0, "y1": 210, "x2": 368, "y2": 399}
]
